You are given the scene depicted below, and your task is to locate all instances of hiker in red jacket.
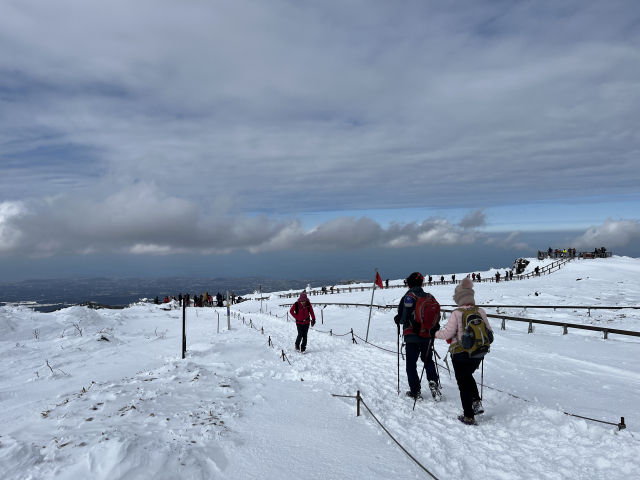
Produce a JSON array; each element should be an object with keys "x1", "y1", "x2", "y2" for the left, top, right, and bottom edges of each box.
[{"x1": 289, "y1": 292, "x2": 316, "y2": 353}]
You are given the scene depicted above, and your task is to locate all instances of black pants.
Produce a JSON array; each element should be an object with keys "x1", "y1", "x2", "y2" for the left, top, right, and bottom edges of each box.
[
  {"x1": 295, "y1": 323, "x2": 310, "y2": 350},
  {"x1": 405, "y1": 342, "x2": 438, "y2": 394},
  {"x1": 452, "y1": 354, "x2": 482, "y2": 418}
]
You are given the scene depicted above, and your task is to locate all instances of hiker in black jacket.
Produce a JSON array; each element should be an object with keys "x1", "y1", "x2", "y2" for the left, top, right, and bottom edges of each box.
[{"x1": 394, "y1": 272, "x2": 441, "y2": 402}]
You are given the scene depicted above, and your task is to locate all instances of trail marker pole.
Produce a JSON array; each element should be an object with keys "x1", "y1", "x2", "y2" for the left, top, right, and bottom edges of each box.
[
  {"x1": 182, "y1": 298, "x2": 186, "y2": 359},
  {"x1": 365, "y1": 268, "x2": 378, "y2": 342},
  {"x1": 227, "y1": 291, "x2": 231, "y2": 330}
]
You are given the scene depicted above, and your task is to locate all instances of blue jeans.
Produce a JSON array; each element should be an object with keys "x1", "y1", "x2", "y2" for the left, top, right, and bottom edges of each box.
[{"x1": 405, "y1": 341, "x2": 438, "y2": 394}]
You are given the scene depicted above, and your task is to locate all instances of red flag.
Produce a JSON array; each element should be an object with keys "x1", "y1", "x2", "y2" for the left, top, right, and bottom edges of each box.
[{"x1": 375, "y1": 271, "x2": 384, "y2": 289}]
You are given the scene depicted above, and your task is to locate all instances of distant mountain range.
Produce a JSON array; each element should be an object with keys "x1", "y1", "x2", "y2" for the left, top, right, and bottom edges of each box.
[{"x1": 0, "y1": 277, "x2": 365, "y2": 312}]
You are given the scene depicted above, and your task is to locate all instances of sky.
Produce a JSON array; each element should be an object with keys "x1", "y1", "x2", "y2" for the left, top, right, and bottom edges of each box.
[{"x1": 1, "y1": 0, "x2": 640, "y2": 281}]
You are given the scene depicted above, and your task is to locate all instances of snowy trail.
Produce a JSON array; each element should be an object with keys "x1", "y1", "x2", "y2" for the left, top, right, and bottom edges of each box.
[
  {"x1": 0, "y1": 304, "x2": 422, "y2": 479},
  {"x1": 232, "y1": 307, "x2": 639, "y2": 479},
  {"x1": 2, "y1": 256, "x2": 640, "y2": 479}
]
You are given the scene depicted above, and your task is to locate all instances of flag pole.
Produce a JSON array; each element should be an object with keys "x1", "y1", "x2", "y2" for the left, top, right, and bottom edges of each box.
[{"x1": 365, "y1": 268, "x2": 378, "y2": 342}]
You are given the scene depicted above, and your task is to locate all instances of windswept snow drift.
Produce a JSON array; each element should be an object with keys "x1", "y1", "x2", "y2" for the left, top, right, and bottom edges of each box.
[{"x1": 1, "y1": 256, "x2": 639, "y2": 479}]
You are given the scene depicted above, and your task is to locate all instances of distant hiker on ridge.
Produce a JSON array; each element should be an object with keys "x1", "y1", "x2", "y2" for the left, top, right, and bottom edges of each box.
[{"x1": 290, "y1": 292, "x2": 316, "y2": 353}]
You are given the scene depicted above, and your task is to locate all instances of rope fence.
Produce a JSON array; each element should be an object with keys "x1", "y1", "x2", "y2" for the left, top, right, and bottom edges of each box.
[
  {"x1": 330, "y1": 391, "x2": 440, "y2": 479},
  {"x1": 232, "y1": 308, "x2": 630, "y2": 433}
]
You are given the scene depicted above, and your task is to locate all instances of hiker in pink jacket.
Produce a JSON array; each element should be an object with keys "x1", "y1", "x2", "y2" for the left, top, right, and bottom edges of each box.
[
  {"x1": 435, "y1": 278, "x2": 493, "y2": 426},
  {"x1": 289, "y1": 292, "x2": 316, "y2": 353}
]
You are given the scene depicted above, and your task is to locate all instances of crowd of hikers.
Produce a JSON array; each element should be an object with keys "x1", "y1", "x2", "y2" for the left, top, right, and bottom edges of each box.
[
  {"x1": 288, "y1": 270, "x2": 494, "y2": 426},
  {"x1": 153, "y1": 292, "x2": 244, "y2": 307},
  {"x1": 540, "y1": 246, "x2": 608, "y2": 259}
]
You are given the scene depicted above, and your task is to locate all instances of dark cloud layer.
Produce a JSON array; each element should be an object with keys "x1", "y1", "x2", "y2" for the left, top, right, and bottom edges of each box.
[
  {"x1": 0, "y1": 187, "x2": 490, "y2": 257},
  {"x1": 2, "y1": 183, "x2": 633, "y2": 258},
  {"x1": 0, "y1": 0, "x2": 639, "y2": 218}
]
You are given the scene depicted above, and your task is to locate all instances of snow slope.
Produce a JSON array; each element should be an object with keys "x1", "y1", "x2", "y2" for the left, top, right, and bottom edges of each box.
[{"x1": 1, "y1": 256, "x2": 639, "y2": 479}]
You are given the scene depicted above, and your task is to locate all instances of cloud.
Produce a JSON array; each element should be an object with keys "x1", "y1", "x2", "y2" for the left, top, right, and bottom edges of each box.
[
  {"x1": 572, "y1": 218, "x2": 640, "y2": 249},
  {"x1": 0, "y1": 201, "x2": 25, "y2": 252},
  {"x1": 458, "y1": 209, "x2": 486, "y2": 229},
  {"x1": 1, "y1": 1, "x2": 639, "y2": 215},
  {"x1": 0, "y1": 185, "x2": 494, "y2": 257},
  {"x1": 485, "y1": 230, "x2": 532, "y2": 251}
]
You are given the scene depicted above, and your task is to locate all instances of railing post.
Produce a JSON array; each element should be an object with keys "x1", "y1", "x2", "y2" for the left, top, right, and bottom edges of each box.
[
  {"x1": 501, "y1": 318, "x2": 506, "y2": 330},
  {"x1": 357, "y1": 390, "x2": 361, "y2": 416},
  {"x1": 603, "y1": 329, "x2": 608, "y2": 340},
  {"x1": 182, "y1": 297, "x2": 186, "y2": 359},
  {"x1": 588, "y1": 308, "x2": 591, "y2": 317},
  {"x1": 528, "y1": 321, "x2": 533, "y2": 334},
  {"x1": 619, "y1": 417, "x2": 626, "y2": 430},
  {"x1": 563, "y1": 324, "x2": 568, "y2": 335}
]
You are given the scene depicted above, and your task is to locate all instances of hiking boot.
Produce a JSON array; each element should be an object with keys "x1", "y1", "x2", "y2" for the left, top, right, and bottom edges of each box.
[
  {"x1": 405, "y1": 390, "x2": 423, "y2": 401},
  {"x1": 429, "y1": 381, "x2": 442, "y2": 402},
  {"x1": 472, "y1": 400, "x2": 484, "y2": 415},
  {"x1": 458, "y1": 415, "x2": 477, "y2": 426},
  {"x1": 295, "y1": 344, "x2": 300, "y2": 351}
]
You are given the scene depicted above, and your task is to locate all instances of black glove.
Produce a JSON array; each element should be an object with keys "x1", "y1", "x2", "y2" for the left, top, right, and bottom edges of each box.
[
  {"x1": 311, "y1": 320, "x2": 316, "y2": 327},
  {"x1": 429, "y1": 322, "x2": 441, "y2": 337},
  {"x1": 394, "y1": 314, "x2": 401, "y2": 325}
]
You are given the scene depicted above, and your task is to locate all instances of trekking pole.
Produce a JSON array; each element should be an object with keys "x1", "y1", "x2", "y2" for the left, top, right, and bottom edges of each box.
[
  {"x1": 443, "y1": 351, "x2": 452, "y2": 379},
  {"x1": 413, "y1": 364, "x2": 426, "y2": 411},
  {"x1": 397, "y1": 324, "x2": 400, "y2": 395},
  {"x1": 433, "y1": 348, "x2": 441, "y2": 389},
  {"x1": 481, "y1": 359, "x2": 484, "y2": 401},
  {"x1": 413, "y1": 338, "x2": 434, "y2": 411}
]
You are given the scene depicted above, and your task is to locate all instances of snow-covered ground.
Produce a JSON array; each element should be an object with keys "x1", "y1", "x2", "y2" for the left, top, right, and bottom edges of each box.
[{"x1": 1, "y1": 256, "x2": 639, "y2": 479}]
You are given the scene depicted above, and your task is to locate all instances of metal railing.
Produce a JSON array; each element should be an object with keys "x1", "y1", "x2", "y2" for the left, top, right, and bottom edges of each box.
[
  {"x1": 274, "y1": 257, "x2": 580, "y2": 299},
  {"x1": 439, "y1": 308, "x2": 640, "y2": 340},
  {"x1": 538, "y1": 251, "x2": 612, "y2": 260},
  {"x1": 279, "y1": 301, "x2": 640, "y2": 340},
  {"x1": 439, "y1": 304, "x2": 640, "y2": 317}
]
